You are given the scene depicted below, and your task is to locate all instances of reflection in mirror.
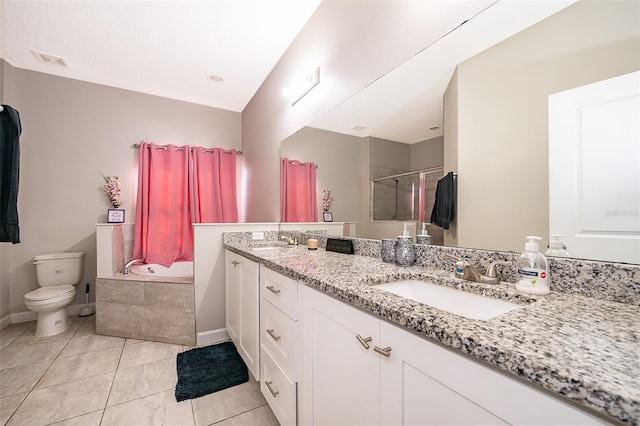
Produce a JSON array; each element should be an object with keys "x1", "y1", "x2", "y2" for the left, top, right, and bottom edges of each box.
[
  {"x1": 372, "y1": 167, "x2": 442, "y2": 222},
  {"x1": 279, "y1": 0, "x2": 640, "y2": 264}
]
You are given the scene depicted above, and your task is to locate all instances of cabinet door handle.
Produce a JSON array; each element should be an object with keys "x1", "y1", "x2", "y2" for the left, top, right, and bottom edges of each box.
[
  {"x1": 374, "y1": 346, "x2": 392, "y2": 357},
  {"x1": 231, "y1": 260, "x2": 239, "y2": 266},
  {"x1": 265, "y1": 380, "x2": 279, "y2": 398},
  {"x1": 356, "y1": 334, "x2": 372, "y2": 350},
  {"x1": 266, "y1": 285, "x2": 281, "y2": 295},
  {"x1": 266, "y1": 328, "x2": 281, "y2": 341}
]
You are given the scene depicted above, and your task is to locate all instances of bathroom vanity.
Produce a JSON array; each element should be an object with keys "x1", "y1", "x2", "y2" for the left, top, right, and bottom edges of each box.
[{"x1": 223, "y1": 233, "x2": 639, "y2": 425}]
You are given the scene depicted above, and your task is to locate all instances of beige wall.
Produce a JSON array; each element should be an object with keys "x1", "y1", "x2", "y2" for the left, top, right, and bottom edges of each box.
[
  {"x1": 1, "y1": 63, "x2": 241, "y2": 316},
  {"x1": 280, "y1": 127, "x2": 362, "y2": 224},
  {"x1": 451, "y1": 0, "x2": 640, "y2": 252}
]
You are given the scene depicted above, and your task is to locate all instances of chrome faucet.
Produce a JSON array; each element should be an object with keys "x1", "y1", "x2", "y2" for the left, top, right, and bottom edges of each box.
[
  {"x1": 445, "y1": 254, "x2": 510, "y2": 284},
  {"x1": 280, "y1": 235, "x2": 295, "y2": 245},
  {"x1": 121, "y1": 258, "x2": 144, "y2": 275}
]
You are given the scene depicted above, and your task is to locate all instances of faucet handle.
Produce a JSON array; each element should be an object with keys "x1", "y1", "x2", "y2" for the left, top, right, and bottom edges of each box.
[{"x1": 485, "y1": 261, "x2": 511, "y2": 278}]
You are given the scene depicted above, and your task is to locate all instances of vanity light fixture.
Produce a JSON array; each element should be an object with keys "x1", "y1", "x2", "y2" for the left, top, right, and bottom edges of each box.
[{"x1": 283, "y1": 67, "x2": 320, "y2": 106}]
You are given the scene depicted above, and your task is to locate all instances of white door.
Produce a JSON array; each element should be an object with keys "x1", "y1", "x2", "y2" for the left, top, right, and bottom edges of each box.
[
  {"x1": 549, "y1": 71, "x2": 640, "y2": 264},
  {"x1": 239, "y1": 257, "x2": 259, "y2": 379},
  {"x1": 299, "y1": 285, "x2": 380, "y2": 426},
  {"x1": 224, "y1": 251, "x2": 240, "y2": 343}
]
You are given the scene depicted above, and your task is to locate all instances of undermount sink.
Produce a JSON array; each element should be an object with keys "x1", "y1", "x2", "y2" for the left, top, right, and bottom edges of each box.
[
  {"x1": 249, "y1": 244, "x2": 299, "y2": 257},
  {"x1": 374, "y1": 280, "x2": 522, "y2": 320}
]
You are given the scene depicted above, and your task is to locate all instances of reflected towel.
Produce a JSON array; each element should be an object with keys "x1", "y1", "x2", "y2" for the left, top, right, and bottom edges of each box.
[{"x1": 430, "y1": 171, "x2": 456, "y2": 230}]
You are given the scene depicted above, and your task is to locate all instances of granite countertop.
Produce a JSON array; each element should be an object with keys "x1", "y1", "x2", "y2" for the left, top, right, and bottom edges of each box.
[{"x1": 224, "y1": 241, "x2": 639, "y2": 424}]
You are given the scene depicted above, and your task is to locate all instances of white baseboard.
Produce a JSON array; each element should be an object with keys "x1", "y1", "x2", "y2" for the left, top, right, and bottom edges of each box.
[
  {"x1": 7, "y1": 303, "x2": 97, "y2": 326},
  {"x1": 197, "y1": 328, "x2": 229, "y2": 347},
  {"x1": 0, "y1": 314, "x2": 11, "y2": 331}
]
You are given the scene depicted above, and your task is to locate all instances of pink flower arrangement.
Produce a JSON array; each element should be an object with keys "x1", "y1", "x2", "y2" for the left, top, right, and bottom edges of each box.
[
  {"x1": 100, "y1": 173, "x2": 123, "y2": 208},
  {"x1": 322, "y1": 189, "x2": 333, "y2": 212}
]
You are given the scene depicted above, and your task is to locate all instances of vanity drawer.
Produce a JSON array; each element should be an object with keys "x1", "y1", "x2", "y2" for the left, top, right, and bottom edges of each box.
[
  {"x1": 261, "y1": 298, "x2": 298, "y2": 380},
  {"x1": 261, "y1": 266, "x2": 298, "y2": 320},
  {"x1": 261, "y1": 347, "x2": 296, "y2": 426}
]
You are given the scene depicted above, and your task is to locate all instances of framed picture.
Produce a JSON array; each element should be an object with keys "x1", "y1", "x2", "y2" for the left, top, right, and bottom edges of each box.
[
  {"x1": 323, "y1": 211, "x2": 333, "y2": 222},
  {"x1": 107, "y1": 209, "x2": 125, "y2": 223}
]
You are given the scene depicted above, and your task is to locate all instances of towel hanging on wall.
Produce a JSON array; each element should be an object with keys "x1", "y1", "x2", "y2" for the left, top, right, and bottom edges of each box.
[
  {"x1": 430, "y1": 171, "x2": 456, "y2": 230},
  {"x1": 0, "y1": 104, "x2": 22, "y2": 243}
]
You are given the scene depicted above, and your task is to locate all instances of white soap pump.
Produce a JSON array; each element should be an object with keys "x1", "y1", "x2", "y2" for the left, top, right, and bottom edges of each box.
[
  {"x1": 515, "y1": 236, "x2": 550, "y2": 295},
  {"x1": 545, "y1": 234, "x2": 570, "y2": 257},
  {"x1": 416, "y1": 222, "x2": 431, "y2": 245}
]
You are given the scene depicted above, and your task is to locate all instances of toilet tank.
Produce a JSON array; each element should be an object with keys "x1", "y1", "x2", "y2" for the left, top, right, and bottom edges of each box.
[{"x1": 33, "y1": 252, "x2": 85, "y2": 287}]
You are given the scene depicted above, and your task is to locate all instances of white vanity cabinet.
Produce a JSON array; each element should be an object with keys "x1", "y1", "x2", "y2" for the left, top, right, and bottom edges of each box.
[
  {"x1": 299, "y1": 285, "x2": 606, "y2": 426},
  {"x1": 259, "y1": 266, "x2": 299, "y2": 426},
  {"x1": 224, "y1": 250, "x2": 260, "y2": 379}
]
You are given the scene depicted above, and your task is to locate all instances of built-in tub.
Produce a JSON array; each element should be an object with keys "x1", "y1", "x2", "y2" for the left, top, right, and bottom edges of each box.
[{"x1": 129, "y1": 261, "x2": 193, "y2": 278}]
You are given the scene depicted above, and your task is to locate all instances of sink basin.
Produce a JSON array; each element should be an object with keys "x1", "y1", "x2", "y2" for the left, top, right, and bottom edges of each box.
[
  {"x1": 251, "y1": 245, "x2": 292, "y2": 251},
  {"x1": 374, "y1": 280, "x2": 521, "y2": 320},
  {"x1": 249, "y1": 244, "x2": 299, "y2": 257}
]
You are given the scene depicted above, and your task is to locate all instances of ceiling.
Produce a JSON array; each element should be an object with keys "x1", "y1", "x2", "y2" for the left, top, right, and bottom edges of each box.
[{"x1": 0, "y1": 0, "x2": 322, "y2": 112}]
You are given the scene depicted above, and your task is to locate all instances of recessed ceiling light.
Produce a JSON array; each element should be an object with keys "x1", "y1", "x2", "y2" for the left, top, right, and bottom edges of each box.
[{"x1": 207, "y1": 75, "x2": 224, "y2": 83}]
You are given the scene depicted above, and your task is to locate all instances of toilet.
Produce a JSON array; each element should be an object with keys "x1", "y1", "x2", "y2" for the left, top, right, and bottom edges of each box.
[{"x1": 24, "y1": 251, "x2": 85, "y2": 337}]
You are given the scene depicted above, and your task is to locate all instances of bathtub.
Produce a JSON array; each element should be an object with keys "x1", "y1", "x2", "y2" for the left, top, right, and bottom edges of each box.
[{"x1": 129, "y1": 261, "x2": 193, "y2": 278}]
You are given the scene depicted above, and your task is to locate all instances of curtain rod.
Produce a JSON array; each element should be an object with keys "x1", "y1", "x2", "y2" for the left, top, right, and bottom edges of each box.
[
  {"x1": 132, "y1": 142, "x2": 242, "y2": 155},
  {"x1": 372, "y1": 166, "x2": 446, "y2": 182}
]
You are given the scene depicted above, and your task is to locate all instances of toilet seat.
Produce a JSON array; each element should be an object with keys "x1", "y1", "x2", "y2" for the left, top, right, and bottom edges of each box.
[{"x1": 25, "y1": 285, "x2": 75, "y2": 301}]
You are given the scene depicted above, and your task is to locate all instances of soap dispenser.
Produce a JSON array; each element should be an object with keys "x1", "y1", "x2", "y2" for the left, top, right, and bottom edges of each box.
[
  {"x1": 515, "y1": 236, "x2": 550, "y2": 295},
  {"x1": 545, "y1": 234, "x2": 570, "y2": 257},
  {"x1": 395, "y1": 223, "x2": 415, "y2": 266},
  {"x1": 416, "y1": 222, "x2": 432, "y2": 245}
]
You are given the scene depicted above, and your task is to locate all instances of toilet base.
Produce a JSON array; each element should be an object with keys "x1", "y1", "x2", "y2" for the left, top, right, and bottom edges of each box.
[{"x1": 35, "y1": 308, "x2": 70, "y2": 337}]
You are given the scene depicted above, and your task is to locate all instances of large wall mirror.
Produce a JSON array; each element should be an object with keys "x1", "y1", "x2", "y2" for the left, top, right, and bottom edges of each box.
[{"x1": 280, "y1": 0, "x2": 640, "y2": 264}]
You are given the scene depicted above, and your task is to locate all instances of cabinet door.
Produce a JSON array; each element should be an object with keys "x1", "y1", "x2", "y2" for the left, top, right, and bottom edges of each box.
[
  {"x1": 224, "y1": 250, "x2": 241, "y2": 343},
  {"x1": 238, "y1": 256, "x2": 259, "y2": 379},
  {"x1": 380, "y1": 321, "x2": 604, "y2": 426},
  {"x1": 299, "y1": 285, "x2": 380, "y2": 426}
]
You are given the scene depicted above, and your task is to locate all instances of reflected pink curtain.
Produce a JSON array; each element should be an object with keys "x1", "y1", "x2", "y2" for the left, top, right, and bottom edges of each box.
[
  {"x1": 191, "y1": 147, "x2": 238, "y2": 223},
  {"x1": 132, "y1": 142, "x2": 238, "y2": 266},
  {"x1": 280, "y1": 158, "x2": 317, "y2": 222}
]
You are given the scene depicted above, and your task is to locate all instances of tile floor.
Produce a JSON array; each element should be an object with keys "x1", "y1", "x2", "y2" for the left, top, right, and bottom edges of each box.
[{"x1": 0, "y1": 315, "x2": 279, "y2": 425}]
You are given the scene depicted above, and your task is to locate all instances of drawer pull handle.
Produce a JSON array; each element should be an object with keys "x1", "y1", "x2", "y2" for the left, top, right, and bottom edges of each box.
[
  {"x1": 266, "y1": 328, "x2": 281, "y2": 341},
  {"x1": 265, "y1": 380, "x2": 279, "y2": 398},
  {"x1": 231, "y1": 260, "x2": 239, "y2": 266},
  {"x1": 266, "y1": 285, "x2": 281, "y2": 295},
  {"x1": 374, "y1": 346, "x2": 392, "y2": 357},
  {"x1": 356, "y1": 334, "x2": 372, "y2": 350}
]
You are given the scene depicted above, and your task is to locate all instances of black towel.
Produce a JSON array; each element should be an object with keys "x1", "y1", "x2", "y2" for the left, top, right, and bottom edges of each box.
[
  {"x1": 0, "y1": 105, "x2": 22, "y2": 243},
  {"x1": 430, "y1": 171, "x2": 456, "y2": 230}
]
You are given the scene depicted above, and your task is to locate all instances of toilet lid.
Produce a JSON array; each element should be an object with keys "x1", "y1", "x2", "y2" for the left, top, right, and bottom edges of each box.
[{"x1": 25, "y1": 285, "x2": 75, "y2": 301}]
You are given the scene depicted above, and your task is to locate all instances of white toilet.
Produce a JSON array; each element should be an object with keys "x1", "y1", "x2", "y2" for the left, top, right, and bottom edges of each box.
[{"x1": 24, "y1": 251, "x2": 85, "y2": 337}]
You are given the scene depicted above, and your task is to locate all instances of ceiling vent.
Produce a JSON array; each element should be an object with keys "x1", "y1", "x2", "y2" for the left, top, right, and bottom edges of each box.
[{"x1": 32, "y1": 50, "x2": 70, "y2": 68}]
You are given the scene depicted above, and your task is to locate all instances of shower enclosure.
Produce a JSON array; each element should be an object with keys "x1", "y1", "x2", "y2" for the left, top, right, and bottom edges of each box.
[{"x1": 371, "y1": 166, "x2": 443, "y2": 222}]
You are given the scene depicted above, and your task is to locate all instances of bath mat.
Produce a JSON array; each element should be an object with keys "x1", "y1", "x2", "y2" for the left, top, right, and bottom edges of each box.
[{"x1": 175, "y1": 341, "x2": 249, "y2": 402}]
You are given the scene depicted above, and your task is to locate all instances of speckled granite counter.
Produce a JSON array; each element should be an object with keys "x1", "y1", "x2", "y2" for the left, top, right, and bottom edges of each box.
[{"x1": 224, "y1": 238, "x2": 639, "y2": 425}]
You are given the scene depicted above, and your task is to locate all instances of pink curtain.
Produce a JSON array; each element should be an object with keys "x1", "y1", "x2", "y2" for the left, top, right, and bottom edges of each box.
[
  {"x1": 132, "y1": 143, "x2": 238, "y2": 266},
  {"x1": 191, "y1": 147, "x2": 238, "y2": 223},
  {"x1": 280, "y1": 158, "x2": 317, "y2": 222}
]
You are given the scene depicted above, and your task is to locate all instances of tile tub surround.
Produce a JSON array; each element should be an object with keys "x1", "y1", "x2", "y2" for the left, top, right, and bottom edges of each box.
[
  {"x1": 224, "y1": 239, "x2": 640, "y2": 424},
  {"x1": 96, "y1": 277, "x2": 195, "y2": 346}
]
